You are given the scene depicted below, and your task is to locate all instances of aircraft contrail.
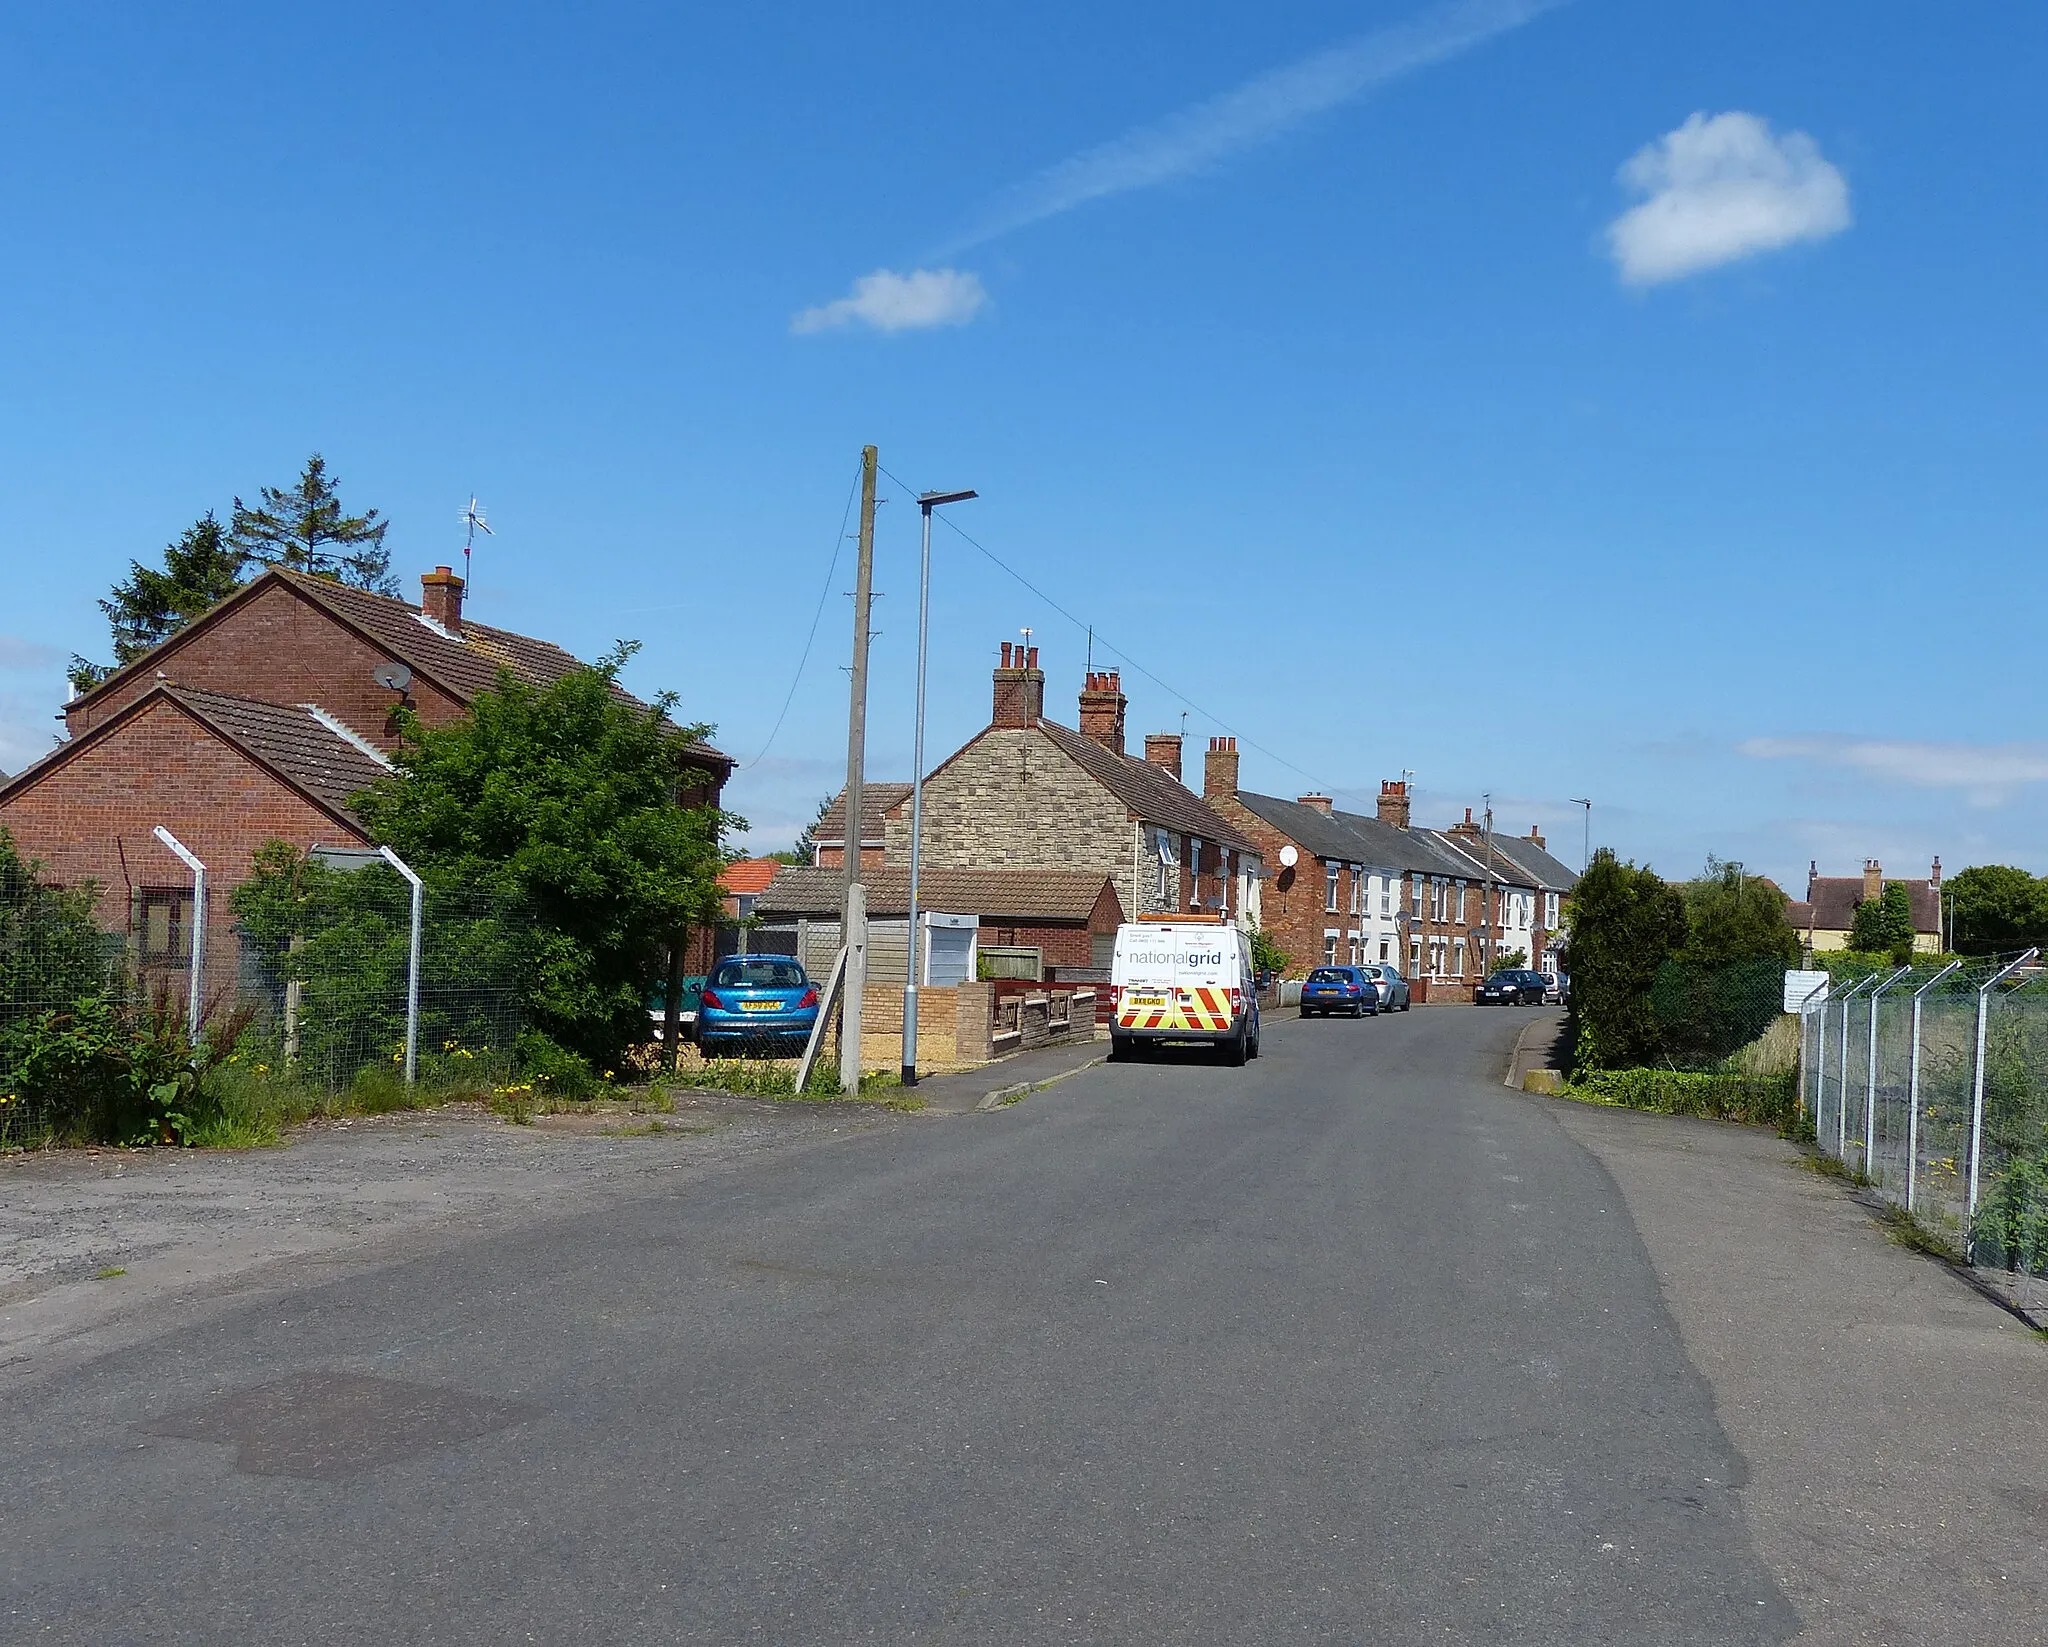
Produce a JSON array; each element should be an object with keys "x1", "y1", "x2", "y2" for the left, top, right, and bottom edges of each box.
[{"x1": 940, "y1": 0, "x2": 1569, "y2": 255}]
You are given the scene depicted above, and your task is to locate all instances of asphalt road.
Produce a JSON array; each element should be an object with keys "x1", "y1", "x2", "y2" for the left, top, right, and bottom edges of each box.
[{"x1": 1, "y1": 1007, "x2": 1798, "y2": 1645}]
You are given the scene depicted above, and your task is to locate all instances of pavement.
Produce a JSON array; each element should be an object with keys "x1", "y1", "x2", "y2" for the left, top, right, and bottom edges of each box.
[
  {"x1": 1544, "y1": 1093, "x2": 2048, "y2": 1647},
  {"x1": 0, "y1": 1005, "x2": 2038, "y2": 1643}
]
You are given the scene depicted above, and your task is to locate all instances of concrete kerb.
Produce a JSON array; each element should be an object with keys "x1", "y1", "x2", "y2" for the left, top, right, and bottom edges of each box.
[{"x1": 973, "y1": 1054, "x2": 1110, "y2": 1112}]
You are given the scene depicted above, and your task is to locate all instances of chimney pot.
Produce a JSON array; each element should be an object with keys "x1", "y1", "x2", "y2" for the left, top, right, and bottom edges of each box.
[
  {"x1": 991, "y1": 639, "x2": 1045, "y2": 729},
  {"x1": 420, "y1": 565, "x2": 466, "y2": 634},
  {"x1": 1078, "y1": 664, "x2": 1128, "y2": 754},
  {"x1": 1376, "y1": 779, "x2": 1412, "y2": 830}
]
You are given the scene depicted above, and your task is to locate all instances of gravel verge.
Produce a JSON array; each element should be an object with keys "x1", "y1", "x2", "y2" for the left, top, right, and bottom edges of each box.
[{"x1": 0, "y1": 1090, "x2": 904, "y2": 1392}]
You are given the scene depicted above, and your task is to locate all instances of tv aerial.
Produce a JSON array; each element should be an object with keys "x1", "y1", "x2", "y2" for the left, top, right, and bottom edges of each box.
[{"x1": 461, "y1": 495, "x2": 494, "y2": 581}]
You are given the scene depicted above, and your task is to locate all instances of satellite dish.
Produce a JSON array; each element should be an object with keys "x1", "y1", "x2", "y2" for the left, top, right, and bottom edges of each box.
[
  {"x1": 373, "y1": 662, "x2": 413, "y2": 694},
  {"x1": 1278, "y1": 845, "x2": 1299, "y2": 869}
]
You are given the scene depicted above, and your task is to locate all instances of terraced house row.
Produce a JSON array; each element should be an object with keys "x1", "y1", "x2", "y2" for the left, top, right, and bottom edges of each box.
[{"x1": 761, "y1": 641, "x2": 1574, "y2": 991}]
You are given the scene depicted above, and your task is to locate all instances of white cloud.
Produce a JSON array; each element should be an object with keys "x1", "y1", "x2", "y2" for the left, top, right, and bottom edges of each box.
[
  {"x1": 1607, "y1": 111, "x2": 1850, "y2": 285},
  {"x1": 0, "y1": 635, "x2": 60, "y2": 670},
  {"x1": 791, "y1": 268, "x2": 988, "y2": 335},
  {"x1": 947, "y1": 0, "x2": 1564, "y2": 251},
  {"x1": 1739, "y1": 735, "x2": 2048, "y2": 807}
]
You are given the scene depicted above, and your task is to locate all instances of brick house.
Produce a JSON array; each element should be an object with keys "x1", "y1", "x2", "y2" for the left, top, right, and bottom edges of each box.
[
  {"x1": 1424, "y1": 810, "x2": 1577, "y2": 981},
  {"x1": 751, "y1": 864, "x2": 1125, "y2": 984},
  {"x1": 863, "y1": 644, "x2": 1263, "y2": 929},
  {"x1": 1203, "y1": 755, "x2": 1476, "y2": 976},
  {"x1": 809, "y1": 784, "x2": 911, "y2": 871},
  {"x1": 0, "y1": 564, "x2": 731, "y2": 994},
  {"x1": 1789, "y1": 859, "x2": 1944, "y2": 954},
  {"x1": 1201, "y1": 761, "x2": 1576, "y2": 989}
]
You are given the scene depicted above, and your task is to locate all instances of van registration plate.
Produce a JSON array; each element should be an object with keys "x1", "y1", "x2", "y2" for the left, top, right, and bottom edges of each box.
[{"x1": 1126, "y1": 993, "x2": 1167, "y2": 1008}]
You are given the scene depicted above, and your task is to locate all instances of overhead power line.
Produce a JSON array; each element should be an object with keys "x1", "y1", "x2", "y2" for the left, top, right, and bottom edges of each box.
[
  {"x1": 742, "y1": 460, "x2": 863, "y2": 769},
  {"x1": 876, "y1": 462, "x2": 1376, "y2": 810}
]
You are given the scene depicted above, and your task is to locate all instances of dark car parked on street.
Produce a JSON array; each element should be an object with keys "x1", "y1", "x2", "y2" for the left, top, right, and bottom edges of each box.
[
  {"x1": 1361, "y1": 963, "x2": 1411, "y2": 1012},
  {"x1": 1475, "y1": 968, "x2": 1549, "y2": 1006},
  {"x1": 1301, "y1": 966, "x2": 1376, "y2": 1018}
]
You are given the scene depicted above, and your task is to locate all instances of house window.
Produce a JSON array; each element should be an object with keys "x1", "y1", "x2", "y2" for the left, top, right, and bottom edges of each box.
[
  {"x1": 1411, "y1": 878, "x2": 1423, "y2": 918},
  {"x1": 1379, "y1": 938, "x2": 1390, "y2": 961},
  {"x1": 1453, "y1": 938, "x2": 1466, "y2": 977},
  {"x1": 1325, "y1": 863, "x2": 1340, "y2": 912},
  {"x1": 1380, "y1": 880, "x2": 1391, "y2": 917},
  {"x1": 1156, "y1": 857, "x2": 1170, "y2": 904},
  {"x1": 138, "y1": 887, "x2": 195, "y2": 965},
  {"x1": 1410, "y1": 939, "x2": 1423, "y2": 974},
  {"x1": 1324, "y1": 932, "x2": 1339, "y2": 965},
  {"x1": 1454, "y1": 882, "x2": 1466, "y2": 923},
  {"x1": 1545, "y1": 892, "x2": 1559, "y2": 928},
  {"x1": 1520, "y1": 895, "x2": 1530, "y2": 930}
]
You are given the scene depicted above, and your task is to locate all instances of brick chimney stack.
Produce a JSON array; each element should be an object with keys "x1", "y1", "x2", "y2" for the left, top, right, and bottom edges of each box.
[
  {"x1": 1297, "y1": 793, "x2": 1333, "y2": 814},
  {"x1": 992, "y1": 641, "x2": 1045, "y2": 729},
  {"x1": 420, "y1": 565, "x2": 465, "y2": 634},
  {"x1": 1377, "y1": 779, "x2": 1412, "y2": 830},
  {"x1": 1931, "y1": 856, "x2": 1942, "y2": 888},
  {"x1": 1144, "y1": 733, "x2": 1183, "y2": 783},
  {"x1": 1863, "y1": 859, "x2": 1883, "y2": 903},
  {"x1": 1448, "y1": 806, "x2": 1482, "y2": 843},
  {"x1": 1078, "y1": 669, "x2": 1127, "y2": 754},
  {"x1": 1528, "y1": 825, "x2": 1546, "y2": 851},
  {"x1": 1204, "y1": 736, "x2": 1239, "y2": 800}
]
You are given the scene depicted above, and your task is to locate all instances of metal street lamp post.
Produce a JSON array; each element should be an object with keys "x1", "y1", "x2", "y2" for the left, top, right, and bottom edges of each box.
[
  {"x1": 1570, "y1": 798, "x2": 1591, "y2": 873},
  {"x1": 903, "y1": 487, "x2": 977, "y2": 1086}
]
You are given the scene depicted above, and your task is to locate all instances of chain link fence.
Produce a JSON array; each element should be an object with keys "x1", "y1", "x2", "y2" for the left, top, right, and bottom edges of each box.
[
  {"x1": 3, "y1": 852, "x2": 531, "y2": 1147},
  {"x1": 1802, "y1": 956, "x2": 2048, "y2": 1285}
]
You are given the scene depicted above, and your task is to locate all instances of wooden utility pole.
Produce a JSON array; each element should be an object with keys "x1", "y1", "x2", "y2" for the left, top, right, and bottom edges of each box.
[{"x1": 838, "y1": 445, "x2": 879, "y2": 1094}]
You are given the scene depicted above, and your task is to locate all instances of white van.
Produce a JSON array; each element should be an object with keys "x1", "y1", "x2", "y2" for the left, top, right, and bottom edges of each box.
[{"x1": 1109, "y1": 918, "x2": 1261, "y2": 1065}]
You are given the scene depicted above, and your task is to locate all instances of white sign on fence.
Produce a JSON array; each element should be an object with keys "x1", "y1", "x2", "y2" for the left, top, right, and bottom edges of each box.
[{"x1": 1784, "y1": 969, "x2": 1830, "y2": 1012}]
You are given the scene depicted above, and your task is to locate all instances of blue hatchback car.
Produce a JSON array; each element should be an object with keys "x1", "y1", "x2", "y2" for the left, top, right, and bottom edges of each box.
[
  {"x1": 697, "y1": 956, "x2": 819, "y2": 1053},
  {"x1": 1301, "y1": 965, "x2": 1377, "y2": 1018}
]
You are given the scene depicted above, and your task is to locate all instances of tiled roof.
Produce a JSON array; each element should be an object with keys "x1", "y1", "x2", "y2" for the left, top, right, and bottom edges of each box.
[
  {"x1": 1037, "y1": 720, "x2": 1257, "y2": 856},
  {"x1": 0, "y1": 682, "x2": 387, "y2": 823},
  {"x1": 754, "y1": 865, "x2": 1121, "y2": 923},
  {"x1": 1805, "y1": 877, "x2": 1940, "y2": 935},
  {"x1": 67, "y1": 568, "x2": 729, "y2": 768},
  {"x1": 1237, "y1": 792, "x2": 1455, "y2": 876},
  {"x1": 1487, "y1": 834, "x2": 1580, "y2": 893},
  {"x1": 719, "y1": 857, "x2": 783, "y2": 896},
  {"x1": 169, "y1": 687, "x2": 393, "y2": 816},
  {"x1": 277, "y1": 572, "x2": 731, "y2": 768},
  {"x1": 814, "y1": 783, "x2": 914, "y2": 846},
  {"x1": 1424, "y1": 830, "x2": 1551, "y2": 891}
]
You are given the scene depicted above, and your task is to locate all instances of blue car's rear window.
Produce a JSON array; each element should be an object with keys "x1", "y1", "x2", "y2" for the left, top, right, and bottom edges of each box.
[
  {"x1": 1307, "y1": 969, "x2": 1349, "y2": 984},
  {"x1": 714, "y1": 960, "x2": 806, "y2": 989}
]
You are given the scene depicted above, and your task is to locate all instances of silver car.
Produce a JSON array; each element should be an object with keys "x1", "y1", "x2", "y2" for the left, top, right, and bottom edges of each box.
[{"x1": 1361, "y1": 964, "x2": 1412, "y2": 1012}]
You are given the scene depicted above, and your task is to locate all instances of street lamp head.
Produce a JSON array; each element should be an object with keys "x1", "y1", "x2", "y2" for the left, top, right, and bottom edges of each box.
[{"x1": 919, "y1": 488, "x2": 978, "y2": 510}]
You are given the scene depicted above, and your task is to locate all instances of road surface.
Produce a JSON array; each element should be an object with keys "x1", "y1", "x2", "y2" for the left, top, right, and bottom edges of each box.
[{"x1": 2, "y1": 1006, "x2": 1798, "y2": 1644}]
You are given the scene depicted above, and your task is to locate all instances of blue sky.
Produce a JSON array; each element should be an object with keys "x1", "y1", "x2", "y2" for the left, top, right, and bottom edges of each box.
[{"x1": 1, "y1": 1, "x2": 2042, "y2": 891}]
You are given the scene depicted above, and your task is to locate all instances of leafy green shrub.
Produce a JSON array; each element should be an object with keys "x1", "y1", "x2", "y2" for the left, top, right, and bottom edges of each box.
[
  {"x1": 1565, "y1": 1067, "x2": 1799, "y2": 1129},
  {"x1": 1972, "y1": 1153, "x2": 2048, "y2": 1274},
  {"x1": 514, "y1": 1029, "x2": 598, "y2": 1098}
]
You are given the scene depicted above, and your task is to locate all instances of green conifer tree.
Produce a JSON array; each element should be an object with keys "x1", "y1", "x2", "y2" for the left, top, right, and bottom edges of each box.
[
  {"x1": 229, "y1": 454, "x2": 394, "y2": 593},
  {"x1": 67, "y1": 512, "x2": 246, "y2": 692}
]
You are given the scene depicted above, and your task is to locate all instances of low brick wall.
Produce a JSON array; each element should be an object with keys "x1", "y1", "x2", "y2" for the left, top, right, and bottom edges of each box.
[{"x1": 987, "y1": 981, "x2": 1099, "y2": 1056}]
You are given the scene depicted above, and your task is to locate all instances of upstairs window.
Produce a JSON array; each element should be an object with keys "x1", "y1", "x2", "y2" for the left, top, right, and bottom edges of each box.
[{"x1": 1325, "y1": 863, "x2": 1340, "y2": 912}]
